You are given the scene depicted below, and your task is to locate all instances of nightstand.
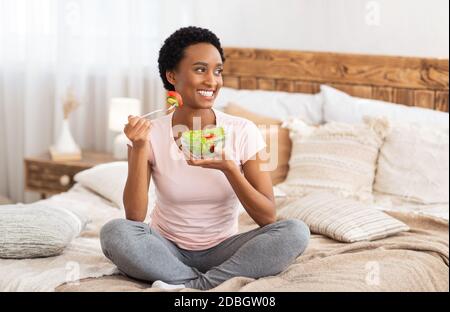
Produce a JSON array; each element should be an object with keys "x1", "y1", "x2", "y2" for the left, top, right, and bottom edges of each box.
[
  {"x1": 24, "y1": 151, "x2": 116, "y2": 199},
  {"x1": 0, "y1": 194, "x2": 13, "y2": 205}
]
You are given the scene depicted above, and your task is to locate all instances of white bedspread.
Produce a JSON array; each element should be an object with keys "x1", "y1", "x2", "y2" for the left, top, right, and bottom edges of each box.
[
  {"x1": 0, "y1": 184, "x2": 123, "y2": 291},
  {"x1": 1, "y1": 184, "x2": 447, "y2": 291},
  {"x1": 373, "y1": 192, "x2": 449, "y2": 221}
]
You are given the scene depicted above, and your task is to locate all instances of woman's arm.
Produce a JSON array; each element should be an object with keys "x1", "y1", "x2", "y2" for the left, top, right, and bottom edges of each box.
[
  {"x1": 223, "y1": 153, "x2": 276, "y2": 227},
  {"x1": 123, "y1": 143, "x2": 151, "y2": 222},
  {"x1": 122, "y1": 116, "x2": 152, "y2": 222}
]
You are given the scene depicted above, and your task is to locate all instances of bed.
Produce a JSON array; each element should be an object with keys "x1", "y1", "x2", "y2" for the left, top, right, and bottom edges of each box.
[{"x1": 1, "y1": 48, "x2": 448, "y2": 292}]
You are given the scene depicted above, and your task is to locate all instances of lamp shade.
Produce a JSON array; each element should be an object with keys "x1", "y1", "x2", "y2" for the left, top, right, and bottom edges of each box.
[{"x1": 109, "y1": 97, "x2": 142, "y2": 132}]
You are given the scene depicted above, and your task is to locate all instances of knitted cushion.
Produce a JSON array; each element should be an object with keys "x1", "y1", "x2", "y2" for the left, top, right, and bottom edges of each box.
[
  {"x1": 278, "y1": 117, "x2": 389, "y2": 202},
  {"x1": 0, "y1": 203, "x2": 87, "y2": 259}
]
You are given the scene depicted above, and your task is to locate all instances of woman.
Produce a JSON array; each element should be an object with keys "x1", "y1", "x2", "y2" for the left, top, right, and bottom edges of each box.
[{"x1": 100, "y1": 26, "x2": 310, "y2": 290}]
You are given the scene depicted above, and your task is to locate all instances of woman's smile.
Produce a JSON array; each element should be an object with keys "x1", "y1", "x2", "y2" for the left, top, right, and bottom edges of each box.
[{"x1": 196, "y1": 88, "x2": 216, "y2": 101}]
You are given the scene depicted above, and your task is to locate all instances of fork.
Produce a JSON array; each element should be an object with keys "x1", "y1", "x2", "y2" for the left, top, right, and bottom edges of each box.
[{"x1": 140, "y1": 104, "x2": 177, "y2": 119}]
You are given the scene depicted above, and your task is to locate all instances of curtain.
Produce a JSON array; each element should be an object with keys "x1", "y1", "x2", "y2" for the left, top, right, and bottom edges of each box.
[{"x1": 0, "y1": 0, "x2": 193, "y2": 203}]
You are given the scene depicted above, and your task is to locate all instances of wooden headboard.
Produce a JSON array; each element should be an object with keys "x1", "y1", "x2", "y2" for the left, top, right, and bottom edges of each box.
[{"x1": 222, "y1": 48, "x2": 449, "y2": 112}]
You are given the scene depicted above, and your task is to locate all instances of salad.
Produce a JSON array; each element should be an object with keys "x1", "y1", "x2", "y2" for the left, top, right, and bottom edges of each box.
[{"x1": 181, "y1": 127, "x2": 225, "y2": 159}]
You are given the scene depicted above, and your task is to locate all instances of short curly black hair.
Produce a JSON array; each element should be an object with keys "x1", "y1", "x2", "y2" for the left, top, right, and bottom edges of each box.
[{"x1": 158, "y1": 26, "x2": 226, "y2": 91}]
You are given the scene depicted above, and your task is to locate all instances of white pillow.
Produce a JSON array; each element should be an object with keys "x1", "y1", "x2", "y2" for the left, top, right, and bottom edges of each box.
[
  {"x1": 0, "y1": 203, "x2": 88, "y2": 259},
  {"x1": 277, "y1": 191, "x2": 409, "y2": 243},
  {"x1": 374, "y1": 123, "x2": 449, "y2": 204},
  {"x1": 215, "y1": 87, "x2": 323, "y2": 125},
  {"x1": 74, "y1": 162, "x2": 156, "y2": 211},
  {"x1": 321, "y1": 85, "x2": 449, "y2": 128}
]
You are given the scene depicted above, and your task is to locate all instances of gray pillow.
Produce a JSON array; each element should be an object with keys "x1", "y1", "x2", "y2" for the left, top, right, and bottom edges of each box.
[{"x1": 0, "y1": 203, "x2": 88, "y2": 259}]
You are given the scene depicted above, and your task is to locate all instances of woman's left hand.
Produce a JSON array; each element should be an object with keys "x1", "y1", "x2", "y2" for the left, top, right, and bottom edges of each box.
[{"x1": 183, "y1": 146, "x2": 238, "y2": 173}]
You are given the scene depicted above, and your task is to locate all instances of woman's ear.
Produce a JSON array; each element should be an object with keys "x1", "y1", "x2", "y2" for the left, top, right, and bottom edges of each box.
[{"x1": 166, "y1": 71, "x2": 176, "y2": 86}]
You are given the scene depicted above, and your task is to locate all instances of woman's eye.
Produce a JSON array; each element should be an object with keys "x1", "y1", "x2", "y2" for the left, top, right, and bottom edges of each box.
[{"x1": 194, "y1": 67, "x2": 222, "y2": 75}]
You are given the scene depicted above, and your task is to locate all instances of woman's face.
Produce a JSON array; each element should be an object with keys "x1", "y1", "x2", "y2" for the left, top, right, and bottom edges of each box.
[{"x1": 167, "y1": 43, "x2": 224, "y2": 110}]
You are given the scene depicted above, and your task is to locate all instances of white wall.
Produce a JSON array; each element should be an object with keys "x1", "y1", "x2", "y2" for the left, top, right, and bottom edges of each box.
[{"x1": 191, "y1": 0, "x2": 449, "y2": 58}]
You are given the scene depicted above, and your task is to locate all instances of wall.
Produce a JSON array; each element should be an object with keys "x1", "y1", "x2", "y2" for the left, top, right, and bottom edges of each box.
[{"x1": 191, "y1": 0, "x2": 449, "y2": 58}]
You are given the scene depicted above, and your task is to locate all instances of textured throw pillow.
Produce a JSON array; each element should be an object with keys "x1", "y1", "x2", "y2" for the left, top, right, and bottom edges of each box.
[
  {"x1": 74, "y1": 161, "x2": 156, "y2": 210},
  {"x1": 374, "y1": 123, "x2": 449, "y2": 204},
  {"x1": 0, "y1": 203, "x2": 87, "y2": 259},
  {"x1": 277, "y1": 192, "x2": 409, "y2": 242},
  {"x1": 224, "y1": 103, "x2": 293, "y2": 185},
  {"x1": 278, "y1": 117, "x2": 390, "y2": 202},
  {"x1": 321, "y1": 85, "x2": 449, "y2": 127}
]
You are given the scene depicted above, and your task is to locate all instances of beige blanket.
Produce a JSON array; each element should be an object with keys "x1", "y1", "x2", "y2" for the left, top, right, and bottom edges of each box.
[{"x1": 57, "y1": 210, "x2": 449, "y2": 292}]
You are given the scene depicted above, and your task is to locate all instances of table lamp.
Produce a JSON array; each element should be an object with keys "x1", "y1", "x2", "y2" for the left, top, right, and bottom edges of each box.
[{"x1": 109, "y1": 97, "x2": 141, "y2": 159}]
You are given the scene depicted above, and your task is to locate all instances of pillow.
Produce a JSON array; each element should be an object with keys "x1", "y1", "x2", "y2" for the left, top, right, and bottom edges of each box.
[
  {"x1": 278, "y1": 117, "x2": 390, "y2": 202},
  {"x1": 321, "y1": 85, "x2": 449, "y2": 128},
  {"x1": 224, "y1": 103, "x2": 292, "y2": 185},
  {"x1": 374, "y1": 123, "x2": 449, "y2": 204},
  {"x1": 277, "y1": 192, "x2": 409, "y2": 242},
  {"x1": 0, "y1": 203, "x2": 87, "y2": 258},
  {"x1": 74, "y1": 161, "x2": 156, "y2": 211},
  {"x1": 215, "y1": 87, "x2": 323, "y2": 125}
]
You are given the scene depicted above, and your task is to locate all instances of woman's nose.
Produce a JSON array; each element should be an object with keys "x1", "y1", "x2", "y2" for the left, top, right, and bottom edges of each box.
[{"x1": 204, "y1": 71, "x2": 218, "y2": 87}]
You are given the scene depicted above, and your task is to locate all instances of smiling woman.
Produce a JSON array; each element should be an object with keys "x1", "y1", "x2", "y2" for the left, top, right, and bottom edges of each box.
[
  {"x1": 99, "y1": 26, "x2": 310, "y2": 291},
  {"x1": 166, "y1": 43, "x2": 224, "y2": 112}
]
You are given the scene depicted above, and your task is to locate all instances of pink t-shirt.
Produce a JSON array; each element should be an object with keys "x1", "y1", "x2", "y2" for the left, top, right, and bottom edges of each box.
[{"x1": 146, "y1": 107, "x2": 266, "y2": 250}]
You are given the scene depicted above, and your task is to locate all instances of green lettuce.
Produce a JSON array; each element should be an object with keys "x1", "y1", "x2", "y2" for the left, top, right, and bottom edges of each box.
[{"x1": 181, "y1": 127, "x2": 225, "y2": 158}]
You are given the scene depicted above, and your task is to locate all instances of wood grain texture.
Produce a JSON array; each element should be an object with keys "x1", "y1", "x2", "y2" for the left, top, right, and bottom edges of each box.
[
  {"x1": 372, "y1": 87, "x2": 394, "y2": 102},
  {"x1": 276, "y1": 80, "x2": 294, "y2": 92},
  {"x1": 257, "y1": 78, "x2": 276, "y2": 90},
  {"x1": 435, "y1": 91, "x2": 449, "y2": 112},
  {"x1": 223, "y1": 76, "x2": 240, "y2": 89},
  {"x1": 24, "y1": 151, "x2": 115, "y2": 198},
  {"x1": 393, "y1": 88, "x2": 415, "y2": 106},
  {"x1": 414, "y1": 90, "x2": 435, "y2": 109},
  {"x1": 222, "y1": 47, "x2": 449, "y2": 111},
  {"x1": 239, "y1": 77, "x2": 257, "y2": 90},
  {"x1": 294, "y1": 81, "x2": 320, "y2": 94}
]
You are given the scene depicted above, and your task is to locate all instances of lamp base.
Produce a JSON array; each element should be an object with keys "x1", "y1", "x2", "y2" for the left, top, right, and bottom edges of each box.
[{"x1": 113, "y1": 133, "x2": 131, "y2": 160}]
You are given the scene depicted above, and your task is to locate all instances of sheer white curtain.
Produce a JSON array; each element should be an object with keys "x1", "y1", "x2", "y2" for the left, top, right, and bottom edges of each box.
[{"x1": 0, "y1": 0, "x2": 193, "y2": 203}]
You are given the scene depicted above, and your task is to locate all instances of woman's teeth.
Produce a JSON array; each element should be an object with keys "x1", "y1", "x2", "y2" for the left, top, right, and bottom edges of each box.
[{"x1": 198, "y1": 90, "x2": 214, "y2": 97}]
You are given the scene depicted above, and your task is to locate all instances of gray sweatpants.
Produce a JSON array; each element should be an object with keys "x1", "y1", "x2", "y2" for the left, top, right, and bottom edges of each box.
[{"x1": 100, "y1": 218, "x2": 310, "y2": 290}]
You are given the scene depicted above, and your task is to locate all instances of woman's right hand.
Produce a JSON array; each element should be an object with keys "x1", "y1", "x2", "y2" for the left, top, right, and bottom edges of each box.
[{"x1": 124, "y1": 115, "x2": 152, "y2": 147}]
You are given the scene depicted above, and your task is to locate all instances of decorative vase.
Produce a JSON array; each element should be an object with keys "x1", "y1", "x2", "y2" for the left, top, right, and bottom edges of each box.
[
  {"x1": 50, "y1": 119, "x2": 81, "y2": 160},
  {"x1": 55, "y1": 119, "x2": 80, "y2": 153}
]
